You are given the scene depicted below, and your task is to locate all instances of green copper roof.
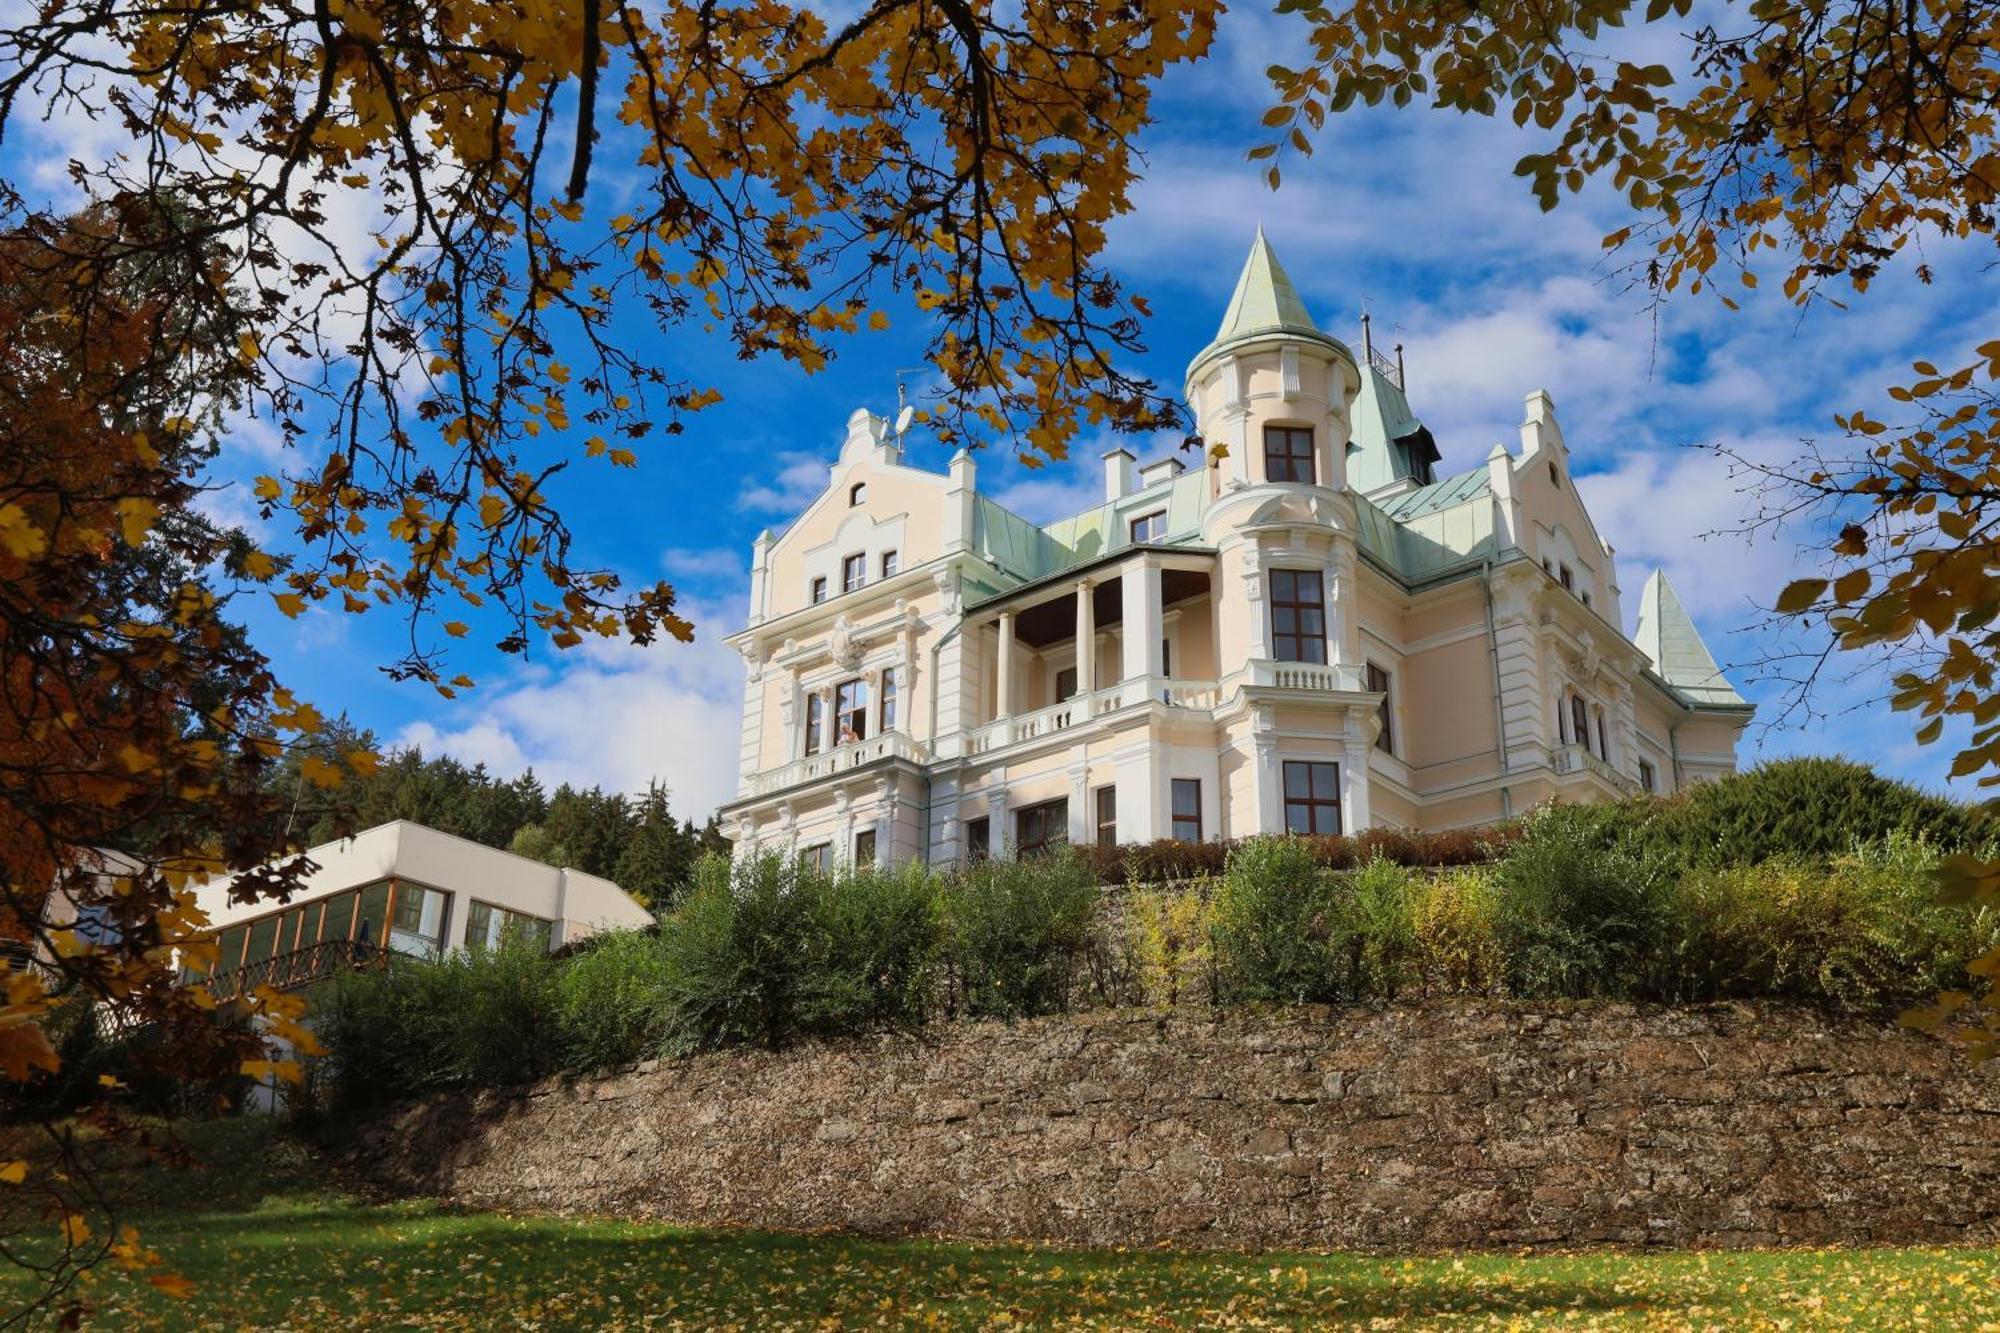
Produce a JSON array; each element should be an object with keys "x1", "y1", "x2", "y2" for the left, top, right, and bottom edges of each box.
[
  {"x1": 1193, "y1": 231, "x2": 1349, "y2": 369},
  {"x1": 1354, "y1": 468, "x2": 1497, "y2": 582},
  {"x1": 1635, "y1": 569, "x2": 1746, "y2": 707},
  {"x1": 1373, "y1": 465, "x2": 1491, "y2": 521},
  {"x1": 1348, "y1": 363, "x2": 1442, "y2": 493},
  {"x1": 1215, "y1": 229, "x2": 1319, "y2": 341}
]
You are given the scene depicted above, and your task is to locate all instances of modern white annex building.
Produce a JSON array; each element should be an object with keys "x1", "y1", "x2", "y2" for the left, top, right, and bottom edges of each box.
[{"x1": 718, "y1": 235, "x2": 1752, "y2": 866}]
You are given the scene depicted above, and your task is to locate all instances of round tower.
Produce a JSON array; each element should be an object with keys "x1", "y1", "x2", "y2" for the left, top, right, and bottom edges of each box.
[{"x1": 1185, "y1": 228, "x2": 1362, "y2": 502}]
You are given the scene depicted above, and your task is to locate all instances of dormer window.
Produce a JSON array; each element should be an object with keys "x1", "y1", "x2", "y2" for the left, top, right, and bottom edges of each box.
[
  {"x1": 880, "y1": 550, "x2": 898, "y2": 579},
  {"x1": 810, "y1": 576, "x2": 828, "y2": 605},
  {"x1": 1130, "y1": 510, "x2": 1166, "y2": 544},
  {"x1": 1548, "y1": 462, "x2": 1560, "y2": 488},
  {"x1": 841, "y1": 552, "x2": 865, "y2": 594},
  {"x1": 1264, "y1": 425, "x2": 1314, "y2": 484},
  {"x1": 849, "y1": 482, "x2": 867, "y2": 506},
  {"x1": 1558, "y1": 564, "x2": 1574, "y2": 592}
]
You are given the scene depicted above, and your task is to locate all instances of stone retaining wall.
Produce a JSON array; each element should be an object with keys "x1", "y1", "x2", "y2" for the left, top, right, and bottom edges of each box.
[{"x1": 355, "y1": 1002, "x2": 2000, "y2": 1251}]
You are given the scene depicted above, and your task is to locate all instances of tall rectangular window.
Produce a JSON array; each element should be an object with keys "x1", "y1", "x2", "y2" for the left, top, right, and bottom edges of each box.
[
  {"x1": 803, "y1": 843, "x2": 831, "y2": 871},
  {"x1": 1054, "y1": 666, "x2": 1078, "y2": 702},
  {"x1": 1638, "y1": 758, "x2": 1657, "y2": 793},
  {"x1": 1129, "y1": 510, "x2": 1166, "y2": 543},
  {"x1": 805, "y1": 694, "x2": 825, "y2": 755},
  {"x1": 879, "y1": 668, "x2": 898, "y2": 732},
  {"x1": 1268, "y1": 569, "x2": 1327, "y2": 664},
  {"x1": 1283, "y1": 760, "x2": 1342, "y2": 835},
  {"x1": 390, "y1": 885, "x2": 450, "y2": 960},
  {"x1": 1015, "y1": 798, "x2": 1069, "y2": 858},
  {"x1": 880, "y1": 550, "x2": 899, "y2": 579},
  {"x1": 841, "y1": 552, "x2": 866, "y2": 594},
  {"x1": 1264, "y1": 425, "x2": 1315, "y2": 483},
  {"x1": 1365, "y1": 662, "x2": 1394, "y2": 755},
  {"x1": 964, "y1": 817, "x2": 990, "y2": 863},
  {"x1": 1595, "y1": 711, "x2": 1609, "y2": 762},
  {"x1": 1568, "y1": 692, "x2": 1589, "y2": 748},
  {"x1": 810, "y1": 576, "x2": 827, "y2": 605},
  {"x1": 1094, "y1": 786, "x2": 1118, "y2": 849},
  {"x1": 1170, "y1": 779, "x2": 1202, "y2": 843},
  {"x1": 834, "y1": 679, "x2": 869, "y2": 743},
  {"x1": 854, "y1": 829, "x2": 877, "y2": 866}
]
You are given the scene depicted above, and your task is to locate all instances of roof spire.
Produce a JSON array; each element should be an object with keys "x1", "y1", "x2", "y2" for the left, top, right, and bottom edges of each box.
[
  {"x1": 1634, "y1": 570, "x2": 1746, "y2": 707},
  {"x1": 1212, "y1": 230, "x2": 1321, "y2": 345}
]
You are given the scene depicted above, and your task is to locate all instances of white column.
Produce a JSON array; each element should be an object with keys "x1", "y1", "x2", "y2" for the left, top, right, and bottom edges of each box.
[
  {"x1": 1066, "y1": 763, "x2": 1090, "y2": 846},
  {"x1": 1120, "y1": 557, "x2": 1163, "y2": 684},
  {"x1": 1343, "y1": 708, "x2": 1374, "y2": 833},
  {"x1": 987, "y1": 784, "x2": 1009, "y2": 857},
  {"x1": 1075, "y1": 579, "x2": 1095, "y2": 705},
  {"x1": 1328, "y1": 544, "x2": 1358, "y2": 666},
  {"x1": 1114, "y1": 742, "x2": 1157, "y2": 842},
  {"x1": 1250, "y1": 706, "x2": 1279, "y2": 835},
  {"x1": 995, "y1": 610, "x2": 1016, "y2": 722}
]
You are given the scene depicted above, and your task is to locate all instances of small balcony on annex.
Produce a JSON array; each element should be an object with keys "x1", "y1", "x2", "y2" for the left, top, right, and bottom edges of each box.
[{"x1": 951, "y1": 549, "x2": 1222, "y2": 762}]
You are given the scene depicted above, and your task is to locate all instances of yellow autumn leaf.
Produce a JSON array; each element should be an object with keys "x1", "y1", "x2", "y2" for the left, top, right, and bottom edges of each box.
[
  {"x1": 273, "y1": 591, "x2": 306, "y2": 618},
  {"x1": 118, "y1": 497, "x2": 159, "y2": 546},
  {"x1": 0, "y1": 1160, "x2": 26, "y2": 1185},
  {"x1": 0, "y1": 503, "x2": 47, "y2": 559}
]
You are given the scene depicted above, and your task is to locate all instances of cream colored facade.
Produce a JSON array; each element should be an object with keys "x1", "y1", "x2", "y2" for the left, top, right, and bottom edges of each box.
[{"x1": 719, "y1": 236, "x2": 1752, "y2": 865}]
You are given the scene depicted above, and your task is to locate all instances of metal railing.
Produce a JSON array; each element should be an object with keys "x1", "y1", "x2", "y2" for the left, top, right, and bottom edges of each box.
[{"x1": 203, "y1": 938, "x2": 403, "y2": 1002}]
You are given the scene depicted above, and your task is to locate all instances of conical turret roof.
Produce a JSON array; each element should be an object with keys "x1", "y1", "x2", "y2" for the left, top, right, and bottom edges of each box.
[
  {"x1": 1634, "y1": 570, "x2": 1746, "y2": 707},
  {"x1": 1192, "y1": 230, "x2": 1346, "y2": 369}
]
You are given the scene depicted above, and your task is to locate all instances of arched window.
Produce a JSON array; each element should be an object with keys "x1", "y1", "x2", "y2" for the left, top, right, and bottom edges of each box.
[{"x1": 849, "y1": 482, "x2": 867, "y2": 506}]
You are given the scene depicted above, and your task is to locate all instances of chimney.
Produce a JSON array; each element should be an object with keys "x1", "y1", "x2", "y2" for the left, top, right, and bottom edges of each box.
[
  {"x1": 1137, "y1": 456, "x2": 1186, "y2": 490},
  {"x1": 1102, "y1": 446, "x2": 1136, "y2": 501}
]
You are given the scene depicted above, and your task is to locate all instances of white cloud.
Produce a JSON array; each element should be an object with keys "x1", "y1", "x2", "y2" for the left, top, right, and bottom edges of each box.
[
  {"x1": 662, "y1": 546, "x2": 746, "y2": 584},
  {"x1": 736, "y1": 450, "x2": 830, "y2": 515},
  {"x1": 391, "y1": 599, "x2": 748, "y2": 821}
]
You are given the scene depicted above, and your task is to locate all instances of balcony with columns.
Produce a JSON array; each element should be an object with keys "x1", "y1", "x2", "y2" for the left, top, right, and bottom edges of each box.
[{"x1": 953, "y1": 554, "x2": 1221, "y2": 758}]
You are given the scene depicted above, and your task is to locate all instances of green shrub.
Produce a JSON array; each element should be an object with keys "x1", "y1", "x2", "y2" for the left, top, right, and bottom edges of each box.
[
  {"x1": 657, "y1": 852, "x2": 820, "y2": 1052},
  {"x1": 1347, "y1": 858, "x2": 1420, "y2": 998},
  {"x1": 1492, "y1": 804, "x2": 1676, "y2": 998},
  {"x1": 943, "y1": 850, "x2": 1099, "y2": 1018},
  {"x1": 554, "y1": 930, "x2": 673, "y2": 1070},
  {"x1": 1407, "y1": 867, "x2": 1505, "y2": 996},
  {"x1": 1630, "y1": 758, "x2": 1991, "y2": 868},
  {"x1": 1121, "y1": 882, "x2": 1214, "y2": 1009},
  {"x1": 801, "y1": 862, "x2": 943, "y2": 1035},
  {"x1": 1656, "y1": 835, "x2": 2000, "y2": 1011},
  {"x1": 1212, "y1": 837, "x2": 1349, "y2": 1004}
]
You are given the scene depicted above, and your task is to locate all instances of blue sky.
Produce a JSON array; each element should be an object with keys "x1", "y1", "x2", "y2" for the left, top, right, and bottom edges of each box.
[{"x1": 7, "y1": 6, "x2": 1991, "y2": 821}]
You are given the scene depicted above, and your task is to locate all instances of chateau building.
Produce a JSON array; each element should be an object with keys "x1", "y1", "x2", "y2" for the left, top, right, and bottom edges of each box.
[{"x1": 718, "y1": 235, "x2": 1751, "y2": 866}]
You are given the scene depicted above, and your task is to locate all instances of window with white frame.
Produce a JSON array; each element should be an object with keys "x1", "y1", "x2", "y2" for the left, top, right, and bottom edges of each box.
[
  {"x1": 1129, "y1": 510, "x2": 1166, "y2": 543},
  {"x1": 879, "y1": 668, "x2": 898, "y2": 733}
]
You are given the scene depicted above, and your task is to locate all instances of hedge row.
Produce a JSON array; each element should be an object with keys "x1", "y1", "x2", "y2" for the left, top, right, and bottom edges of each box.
[{"x1": 309, "y1": 759, "x2": 2000, "y2": 1111}]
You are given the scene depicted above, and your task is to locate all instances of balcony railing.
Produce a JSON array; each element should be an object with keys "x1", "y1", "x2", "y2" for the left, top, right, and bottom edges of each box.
[
  {"x1": 1247, "y1": 658, "x2": 1367, "y2": 693},
  {"x1": 1552, "y1": 743, "x2": 1640, "y2": 795},
  {"x1": 203, "y1": 938, "x2": 403, "y2": 1003},
  {"x1": 966, "y1": 678, "x2": 1226, "y2": 755},
  {"x1": 742, "y1": 729, "x2": 927, "y2": 797}
]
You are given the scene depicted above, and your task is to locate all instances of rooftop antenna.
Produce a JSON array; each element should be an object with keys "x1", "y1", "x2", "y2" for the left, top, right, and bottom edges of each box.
[
  {"x1": 1360, "y1": 310, "x2": 1373, "y2": 362},
  {"x1": 892, "y1": 368, "x2": 925, "y2": 439},
  {"x1": 1395, "y1": 342, "x2": 1406, "y2": 390}
]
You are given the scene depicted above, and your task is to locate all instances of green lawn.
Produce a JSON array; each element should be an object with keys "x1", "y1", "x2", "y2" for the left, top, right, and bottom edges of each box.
[{"x1": 11, "y1": 1119, "x2": 1999, "y2": 1330}]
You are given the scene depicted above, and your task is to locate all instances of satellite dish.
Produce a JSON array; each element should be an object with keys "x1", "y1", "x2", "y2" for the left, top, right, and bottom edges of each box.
[{"x1": 893, "y1": 404, "x2": 915, "y2": 437}]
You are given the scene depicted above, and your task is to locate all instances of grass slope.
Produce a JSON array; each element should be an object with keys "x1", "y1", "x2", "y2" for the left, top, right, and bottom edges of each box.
[{"x1": 10, "y1": 1119, "x2": 1998, "y2": 1330}]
